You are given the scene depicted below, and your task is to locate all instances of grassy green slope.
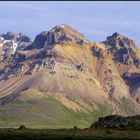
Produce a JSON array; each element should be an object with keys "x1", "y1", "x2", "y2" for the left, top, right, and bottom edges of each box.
[{"x1": 0, "y1": 95, "x2": 112, "y2": 129}]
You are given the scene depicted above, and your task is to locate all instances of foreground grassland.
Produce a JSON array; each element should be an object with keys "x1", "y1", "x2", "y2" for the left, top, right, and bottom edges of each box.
[
  {"x1": 0, "y1": 96, "x2": 111, "y2": 129},
  {"x1": 0, "y1": 128, "x2": 139, "y2": 140}
]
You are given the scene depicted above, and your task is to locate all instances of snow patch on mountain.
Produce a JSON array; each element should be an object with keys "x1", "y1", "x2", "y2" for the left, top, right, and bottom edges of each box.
[
  {"x1": 0, "y1": 37, "x2": 4, "y2": 41},
  {"x1": 11, "y1": 41, "x2": 18, "y2": 54},
  {"x1": 60, "y1": 24, "x2": 65, "y2": 28},
  {"x1": 0, "y1": 43, "x2": 3, "y2": 47},
  {"x1": 4, "y1": 40, "x2": 11, "y2": 43}
]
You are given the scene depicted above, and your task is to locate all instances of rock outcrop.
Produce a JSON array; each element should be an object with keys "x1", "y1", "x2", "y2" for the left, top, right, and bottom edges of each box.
[{"x1": 90, "y1": 115, "x2": 140, "y2": 129}]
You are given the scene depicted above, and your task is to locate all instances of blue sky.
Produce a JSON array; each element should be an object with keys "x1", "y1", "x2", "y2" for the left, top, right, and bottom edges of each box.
[{"x1": 0, "y1": 1, "x2": 140, "y2": 46}]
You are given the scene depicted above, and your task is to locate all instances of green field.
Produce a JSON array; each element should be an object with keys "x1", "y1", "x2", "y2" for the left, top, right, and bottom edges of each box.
[
  {"x1": 0, "y1": 96, "x2": 111, "y2": 128},
  {"x1": 0, "y1": 127, "x2": 139, "y2": 140}
]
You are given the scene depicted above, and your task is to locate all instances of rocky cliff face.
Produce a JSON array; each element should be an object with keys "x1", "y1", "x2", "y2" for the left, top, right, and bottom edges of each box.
[{"x1": 0, "y1": 24, "x2": 139, "y2": 128}]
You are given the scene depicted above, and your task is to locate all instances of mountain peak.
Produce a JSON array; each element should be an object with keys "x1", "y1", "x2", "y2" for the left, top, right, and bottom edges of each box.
[
  {"x1": 52, "y1": 24, "x2": 75, "y2": 29},
  {"x1": 102, "y1": 32, "x2": 139, "y2": 67},
  {"x1": 112, "y1": 32, "x2": 120, "y2": 38},
  {"x1": 30, "y1": 24, "x2": 89, "y2": 49},
  {"x1": 58, "y1": 24, "x2": 70, "y2": 28},
  {"x1": 104, "y1": 32, "x2": 136, "y2": 49},
  {"x1": 60, "y1": 24, "x2": 67, "y2": 28},
  {"x1": 110, "y1": 32, "x2": 132, "y2": 40}
]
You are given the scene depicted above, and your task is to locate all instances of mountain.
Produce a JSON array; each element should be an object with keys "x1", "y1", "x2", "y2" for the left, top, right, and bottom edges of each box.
[{"x1": 0, "y1": 24, "x2": 140, "y2": 128}]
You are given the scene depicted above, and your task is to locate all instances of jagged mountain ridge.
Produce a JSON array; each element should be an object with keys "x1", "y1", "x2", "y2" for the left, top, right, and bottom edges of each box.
[{"x1": 0, "y1": 24, "x2": 140, "y2": 128}]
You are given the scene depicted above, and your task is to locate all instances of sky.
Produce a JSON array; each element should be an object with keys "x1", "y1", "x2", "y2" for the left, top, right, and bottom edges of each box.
[{"x1": 0, "y1": 1, "x2": 140, "y2": 46}]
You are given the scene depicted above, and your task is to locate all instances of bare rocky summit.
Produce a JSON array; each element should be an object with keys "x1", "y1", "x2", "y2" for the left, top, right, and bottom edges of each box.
[{"x1": 28, "y1": 24, "x2": 89, "y2": 50}]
